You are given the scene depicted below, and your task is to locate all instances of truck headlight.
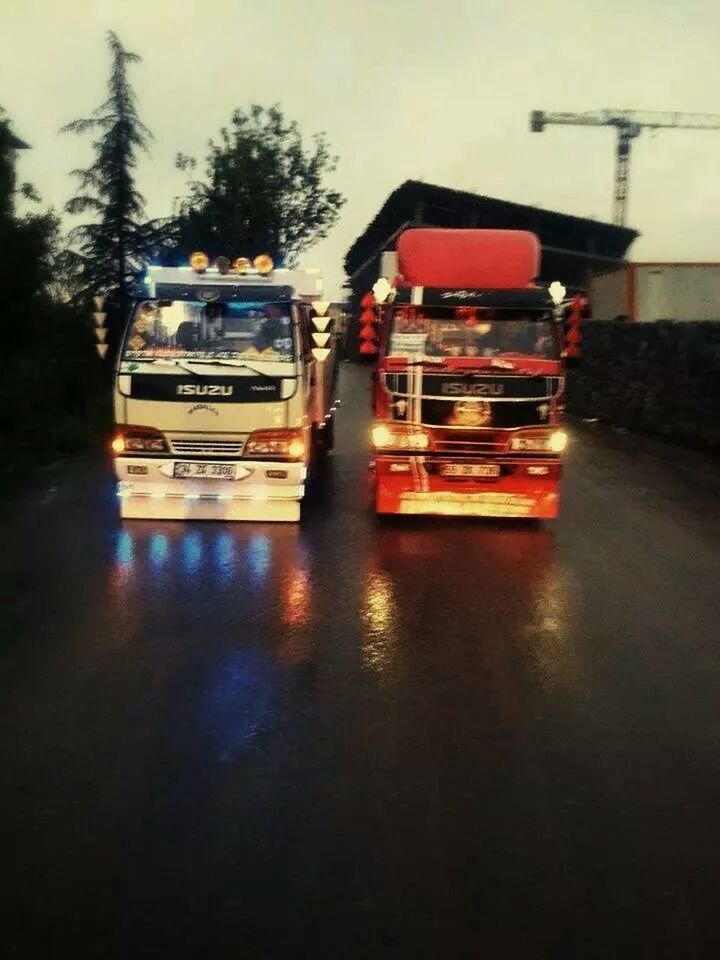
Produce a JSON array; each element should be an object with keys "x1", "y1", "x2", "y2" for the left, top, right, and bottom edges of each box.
[
  {"x1": 245, "y1": 428, "x2": 306, "y2": 460},
  {"x1": 371, "y1": 422, "x2": 430, "y2": 451},
  {"x1": 112, "y1": 427, "x2": 169, "y2": 454},
  {"x1": 510, "y1": 430, "x2": 567, "y2": 453},
  {"x1": 549, "y1": 430, "x2": 568, "y2": 453}
]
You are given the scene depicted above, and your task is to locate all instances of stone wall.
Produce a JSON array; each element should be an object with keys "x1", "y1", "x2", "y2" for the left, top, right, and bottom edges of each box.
[{"x1": 566, "y1": 322, "x2": 720, "y2": 450}]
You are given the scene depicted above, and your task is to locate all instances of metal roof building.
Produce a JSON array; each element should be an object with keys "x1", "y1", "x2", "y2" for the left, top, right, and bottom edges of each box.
[{"x1": 344, "y1": 180, "x2": 639, "y2": 308}]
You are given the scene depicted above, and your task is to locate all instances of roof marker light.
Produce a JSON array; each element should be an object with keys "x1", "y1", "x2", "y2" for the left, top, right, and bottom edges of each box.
[
  {"x1": 216, "y1": 256, "x2": 231, "y2": 275},
  {"x1": 549, "y1": 281, "x2": 566, "y2": 305},
  {"x1": 190, "y1": 251, "x2": 209, "y2": 273},
  {"x1": 372, "y1": 277, "x2": 392, "y2": 303},
  {"x1": 234, "y1": 257, "x2": 251, "y2": 274},
  {"x1": 254, "y1": 254, "x2": 274, "y2": 275}
]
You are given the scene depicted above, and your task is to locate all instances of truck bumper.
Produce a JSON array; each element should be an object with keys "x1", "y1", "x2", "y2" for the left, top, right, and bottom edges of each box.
[
  {"x1": 374, "y1": 456, "x2": 561, "y2": 519},
  {"x1": 114, "y1": 457, "x2": 306, "y2": 522}
]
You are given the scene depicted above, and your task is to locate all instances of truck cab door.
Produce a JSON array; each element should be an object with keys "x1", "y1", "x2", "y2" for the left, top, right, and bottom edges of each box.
[{"x1": 296, "y1": 304, "x2": 315, "y2": 419}]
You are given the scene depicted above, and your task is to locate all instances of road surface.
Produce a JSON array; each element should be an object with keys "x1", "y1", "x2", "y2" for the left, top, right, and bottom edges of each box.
[{"x1": 2, "y1": 364, "x2": 720, "y2": 958}]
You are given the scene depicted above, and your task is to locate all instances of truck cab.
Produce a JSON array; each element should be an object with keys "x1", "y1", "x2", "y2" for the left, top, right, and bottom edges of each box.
[
  {"x1": 370, "y1": 229, "x2": 568, "y2": 519},
  {"x1": 112, "y1": 254, "x2": 337, "y2": 522}
]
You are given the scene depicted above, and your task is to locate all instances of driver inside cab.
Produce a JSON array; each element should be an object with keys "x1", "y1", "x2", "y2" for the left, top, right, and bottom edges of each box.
[
  {"x1": 204, "y1": 301, "x2": 225, "y2": 340},
  {"x1": 201, "y1": 303, "x2": 290, "y2": 355}
]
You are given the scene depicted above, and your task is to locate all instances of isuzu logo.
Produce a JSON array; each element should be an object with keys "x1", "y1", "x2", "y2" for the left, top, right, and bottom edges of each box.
[
  {"x1": 441, "y1": 382, "x2": 505, "y2": 397},
  {"x1": 176, "y1": 384, "x2": 234, "y2": 397}
]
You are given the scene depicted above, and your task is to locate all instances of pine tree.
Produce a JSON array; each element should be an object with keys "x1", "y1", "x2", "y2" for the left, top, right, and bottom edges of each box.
[
  {"x1": 61, "y1": 31, "x2": 172, "y2": 341},
  {"x1": 0, "y1": 106, "x2": 39, "y2": 219}
]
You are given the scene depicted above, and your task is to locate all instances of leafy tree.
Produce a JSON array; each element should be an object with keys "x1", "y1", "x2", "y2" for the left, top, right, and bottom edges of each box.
[
  {"x1": 0, "y1": 208, "x2": 59, "y2": 341},
  {"x1": 61, "y1": 31, "x2": 172, "y2": 336},
  {"x1": 0, "y1": 105, "x2": 57, "y2": 329},
  {"x1": 0, "y1": 104, "x2": 108, "y2": 479},
  {"x1": 173, "y1": 104, "x2": 345, "y2": 266}
]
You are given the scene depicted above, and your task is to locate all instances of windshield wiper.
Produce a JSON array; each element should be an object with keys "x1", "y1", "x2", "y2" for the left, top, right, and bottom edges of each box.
[
  {"x1": 404, "y1": 357, "x2": 445, "y2": 366},
  {"x1": 402, "y1": 357, "x2": 517, "y2": 372},
  {"x1": 143, "y1": 358, "x2": 203, "y2": 377},
  {"x1": 139, "y1": 358, "x2": 289, "y2": 379},
  {"x1": 188, "y1": 359, "x2": 289, "y2": 380},
  {"x1": 493, "y1": 352, "x2": 539, "y2": 361}
]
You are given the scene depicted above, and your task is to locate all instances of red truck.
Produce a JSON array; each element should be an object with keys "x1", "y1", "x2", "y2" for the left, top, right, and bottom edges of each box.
[{"x1": 369, "y1": 228, "x2": 568, "y2": 519}]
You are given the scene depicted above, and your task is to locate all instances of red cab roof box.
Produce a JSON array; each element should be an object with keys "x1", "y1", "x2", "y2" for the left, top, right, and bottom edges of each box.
[{"x1": 396, "y1": 228, "x2": 541, "y2": 289}]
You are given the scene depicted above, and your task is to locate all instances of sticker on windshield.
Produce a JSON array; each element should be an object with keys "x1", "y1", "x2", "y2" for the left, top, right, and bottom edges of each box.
[
  {"x1": 121, "y1": 300, "x2": 297, "y2": 364},
  {"x1": 389, "y1": 333, "x2": 428, "y2": 355}
]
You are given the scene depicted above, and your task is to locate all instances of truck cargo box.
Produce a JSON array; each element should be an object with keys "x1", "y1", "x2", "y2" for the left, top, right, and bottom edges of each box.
[{"x1": 591, "y1": 263, "x2": 720, "y2": 322}]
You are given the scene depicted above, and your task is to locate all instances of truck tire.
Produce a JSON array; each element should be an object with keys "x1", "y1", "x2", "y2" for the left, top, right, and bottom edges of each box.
[{"x1": 321, "y1": 414, "x2": 335, "y2": 453}]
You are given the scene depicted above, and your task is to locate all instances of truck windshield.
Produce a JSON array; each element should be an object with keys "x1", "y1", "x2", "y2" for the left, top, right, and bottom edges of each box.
[
  {"x1": 388, "y1": 307, "x2": 559, "y2": 360},
  {"x1": 122, "y1": 300, "x2": 295, "y2": 363}
]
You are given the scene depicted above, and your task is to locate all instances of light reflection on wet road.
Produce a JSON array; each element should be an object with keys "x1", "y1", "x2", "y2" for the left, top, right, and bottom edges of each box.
[{"x1": 2, "y1": 364, "x2": 720, "y2": 958}]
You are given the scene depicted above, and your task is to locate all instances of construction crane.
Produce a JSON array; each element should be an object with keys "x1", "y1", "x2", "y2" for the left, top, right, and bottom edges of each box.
[{"x1": 530, "y1": 109, "x2": 720, "y2": 226}]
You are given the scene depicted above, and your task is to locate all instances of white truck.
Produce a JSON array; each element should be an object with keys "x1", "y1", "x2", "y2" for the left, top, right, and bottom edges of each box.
[
  {"x1": 112, "y1": 254, "x2": 337, "y2": 522},
  {"x1": 591, "y1": 262, "x2": 720, "y2": 322}
]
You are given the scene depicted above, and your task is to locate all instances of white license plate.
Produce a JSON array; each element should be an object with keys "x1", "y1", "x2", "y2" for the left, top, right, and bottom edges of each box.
[
  {"x1": 173, "y1": 462, "x2": 237, "y2": 480},
  {"x1": 440, "y1": 463, "x2": 501, "y2": 478}
]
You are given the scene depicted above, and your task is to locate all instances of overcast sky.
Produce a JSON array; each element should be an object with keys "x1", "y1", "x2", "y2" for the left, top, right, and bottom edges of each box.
[{"x1": 3, "y1": 0, "x2": 720, "y2": 298}]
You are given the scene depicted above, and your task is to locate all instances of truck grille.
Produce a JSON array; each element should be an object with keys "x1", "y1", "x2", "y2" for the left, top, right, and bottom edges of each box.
[
  {"x1": 421, "y1": 399, "x2": 549, "y2": 428},
  {"x1": 170, "y1": 438, "x2": 246, "y2": 457},
  {"x1": 432, "y1": 437, "x2": 508, "y2": 454}
]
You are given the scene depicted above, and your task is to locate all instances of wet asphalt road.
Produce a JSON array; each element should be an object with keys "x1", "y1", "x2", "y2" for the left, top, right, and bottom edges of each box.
[{"x1": 2, "y1": 363, "x2": 720, "y2": 958}]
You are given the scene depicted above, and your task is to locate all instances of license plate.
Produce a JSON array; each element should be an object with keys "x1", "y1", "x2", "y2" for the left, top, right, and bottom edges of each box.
[
  {"x1": 440, "y1": 463, "x2": 501, "y2": 478},
  {"x1": 173, "y1": 462, "x2": 237, "y2": 480}
]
